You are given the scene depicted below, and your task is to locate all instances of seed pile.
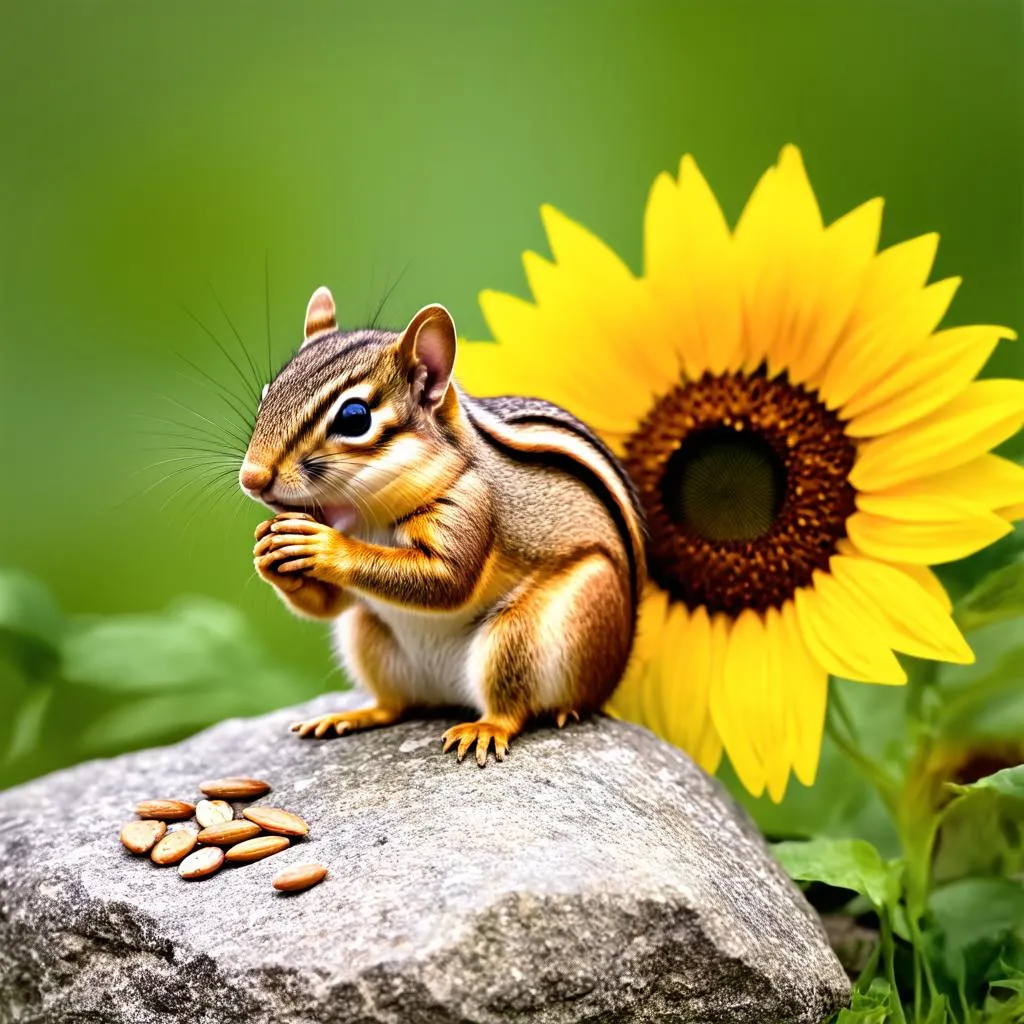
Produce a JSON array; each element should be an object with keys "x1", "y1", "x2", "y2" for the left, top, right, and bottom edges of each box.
[{"x1": 117, "y1": 775, "x2": 327, "y2": 894}]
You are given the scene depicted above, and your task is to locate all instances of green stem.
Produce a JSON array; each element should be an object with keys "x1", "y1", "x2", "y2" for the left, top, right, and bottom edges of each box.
[
  {"x1": 905, "y1": 659, "x2": 937, "y2": 728},
  {"x1": 825, "y1": 691, "x2": 901, "y2": 813},
  {"x1": 856, "y1": 930, "x2": 883, "y2": 989},
  {"x1": 910, "y1": 934, "x2": 922, "y2": 1023},
  {"x1": 881, "y1": 913, "x2": 909, "y2": 1024},
  {"x1": 906, "y1": 912, "x2": 939, "y2": 1003},
  {"x1": 956, "y1": 970, "x2": 970, "y2": 1023}
]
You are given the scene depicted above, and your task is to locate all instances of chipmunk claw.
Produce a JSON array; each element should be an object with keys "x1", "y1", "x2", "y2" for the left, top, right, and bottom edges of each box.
[
  {"x1": 554, "y1": 709, "x2": 581, "y2": 729},
  {"x1": 441, "y1": 721, "x2": 512, "y2": 766}
]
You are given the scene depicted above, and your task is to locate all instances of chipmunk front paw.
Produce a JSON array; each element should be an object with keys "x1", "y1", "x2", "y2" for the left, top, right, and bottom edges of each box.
[
  {"x1": 253, "y1": 515, "x2": 347, "y2": 616},
  {"x1": 254, "y1": 514, "x2": 350, "y2": 587},
  {"x1": 441, "y1": 720, "x2": 516, "y2": 766}
]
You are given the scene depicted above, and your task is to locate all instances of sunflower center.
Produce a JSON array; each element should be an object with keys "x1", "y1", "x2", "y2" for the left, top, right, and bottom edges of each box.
[
  {"x1": 664, "y1": 427, "x2": 786, "y2": 542},
  {"x1": 624, "y1": 370, "x2": 857, "y2": 616}
]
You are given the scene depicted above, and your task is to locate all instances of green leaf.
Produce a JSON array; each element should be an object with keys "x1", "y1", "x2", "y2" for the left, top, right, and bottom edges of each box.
[
  {"x1": 836, "y1": 978, "x2": 902, "y2": 1024},
  {"x1": 0, "y1": 570, "x2": 64, "y2": 679},
  {"x1": 927, "y1": 878, "x2": 1024, "y2": 986},
  {"x1": 937, "y1": 766, "x2": 1024, "y2": 884},
  {"x1": 948, "y1": 765, "x2": 1024, "y2": 802},
  {"x1": 922, "y1": 994, "x2": 949, "y2": 1024},
  {"x1": 935, "y1": 618, "x2": 1024, "y2": 743},
  {"x1": 988, "y1": 975, "x2": 1024, "y2": 997},
  {"x1": 62, "y1": 596, "x2": 262, "y2": 691},
  {"x1": 982, "y1": 956, "x2": 1024, "y2": 1019},
  {"x1": 772, "y1": 838, "x2": 901, "y2": 913},
  {"x1": 3, "y1": 684, "x2": 54, "y2": 763},
  {"x1": 78, "y1": 667, "x2": 307, "y2": 754},
  {"x1": 835, "y1": 1004, "x2": 890, "y2": 1024},
  {"x1": 957, "y1": 563, "x2": 1024, "y2": 632},
  {"x1": 933, "y1": 788, "x2": 1024, "y2": 884}
]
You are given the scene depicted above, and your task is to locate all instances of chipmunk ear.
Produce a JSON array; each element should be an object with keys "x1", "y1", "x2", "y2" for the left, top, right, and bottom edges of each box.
[
  {"x1": 302, "y1": 286, "x2": 337, "y2": 346},
  {"x1": 399, "y1": 304, "x2": 457, "y2": 407}
]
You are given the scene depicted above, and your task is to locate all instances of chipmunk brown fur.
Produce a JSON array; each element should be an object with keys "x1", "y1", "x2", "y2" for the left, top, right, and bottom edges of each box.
[{"x1": 240, "y1": 287, "x2": 646, "y2": 764}]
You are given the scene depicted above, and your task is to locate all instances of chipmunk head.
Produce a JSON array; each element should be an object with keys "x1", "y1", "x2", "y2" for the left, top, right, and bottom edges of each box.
[{"x1": 239, "y1": 286, "x2": 462, "y2": 529}]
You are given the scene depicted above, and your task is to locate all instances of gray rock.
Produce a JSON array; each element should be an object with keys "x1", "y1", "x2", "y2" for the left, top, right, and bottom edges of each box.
[{"x1": 0, "y1": 692, "x2": 849, "y2": 1023}]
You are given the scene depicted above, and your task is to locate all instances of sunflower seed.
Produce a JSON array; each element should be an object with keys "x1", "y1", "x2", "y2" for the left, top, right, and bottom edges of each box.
[
  {"x1": 242, "y1": 806, "x2": 309, "y2": 837},
  {"x1": 196, "y1": 820, "x2": 261, "y2": 845},
  {"x1": 119, "y1": 819, "x2": 166, "y2": 854},
  {"x1": 150, "y1": 828, "x2": 198, "y2": 865},
  {"x1": 272, "y1": 862, "x2": 327, "y2": 893},
  {"x1": 198, "y1": 777, "x2": 271, "y2": 800},
  {"x1": 178, "y1": 846, "x2": 224, "y2": 880},
  {"x1": 224, "y1": 835, "x2": 290, "y2": 864},
  {"x1": 134, "y1": 799, "x2": 195, "y2": 821},
  {"x1": 195, "y1": 799, "x2": 233, "y2": 829}
]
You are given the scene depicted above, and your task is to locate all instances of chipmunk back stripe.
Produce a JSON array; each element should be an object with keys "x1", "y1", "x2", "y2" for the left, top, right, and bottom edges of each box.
[
  {"x1": 491, "y1": 411, "x2": 640, "y2": 517},
  {"x1": 465, "y1": 394, "x2": 643, "y2": 520},
  {"x1": 463, "y1": 401, "x2": 645, "y2": 604}
]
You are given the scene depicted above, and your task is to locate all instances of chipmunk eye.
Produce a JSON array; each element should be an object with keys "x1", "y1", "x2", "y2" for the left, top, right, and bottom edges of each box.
[{"x1": 331, "y1": 398, "x2": 372, "y2": 439}]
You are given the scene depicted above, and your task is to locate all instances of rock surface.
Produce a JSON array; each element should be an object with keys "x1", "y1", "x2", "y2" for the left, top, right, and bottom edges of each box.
[{"x1": 0, "y1": 693, "x2": 849, "y2": 1023}]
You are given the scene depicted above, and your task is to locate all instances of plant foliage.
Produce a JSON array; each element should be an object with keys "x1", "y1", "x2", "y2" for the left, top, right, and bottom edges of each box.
[{"x1": 0, "y1": 569, "x2": 317, "y2": 789}]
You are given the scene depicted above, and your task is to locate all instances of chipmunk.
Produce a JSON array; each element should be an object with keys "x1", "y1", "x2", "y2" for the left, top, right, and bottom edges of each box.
[{"x1": 239, "y1": 286, "x2": 646, "y2": 764}]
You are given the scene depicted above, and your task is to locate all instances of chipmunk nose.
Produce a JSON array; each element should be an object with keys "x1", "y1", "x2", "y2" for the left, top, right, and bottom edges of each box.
[{"x1": 239, "y1": 462, "x2": 274, "y2": 494}]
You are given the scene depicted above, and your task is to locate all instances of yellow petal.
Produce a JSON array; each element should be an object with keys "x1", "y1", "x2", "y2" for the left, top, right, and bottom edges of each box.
[
  {"x1": 786, "y1": 197, "x2": 884, "y2": 387},
  {"x1": 843, "y1": 326, "x2": 1014, "y2": 433},
  {"x1": 847, "y1": 494, "x2": 1012, "y2": 563},
  {"x1": 455, "y1": 337, "x2": 593, "y2": 429},
  {"x1": 474, "y1": 291, "x2": 644, "y2": 434},
  {"x1": 862, "y1": 453, "x2": 1024, "y2": 511},
  {"x1": 606, "y1": 593, "x2": 655, "y2": 720},
  {"x1": 794, "y1": 575, "x2": 907, "y2": 684},
  {"x1": 847, "y1": 232, "x2": 939, "y2": 330},
  {"x1": 455, "y1": 338, "x2": 533, "y2": 397},
  {"x1": 779, "y1": 600, "x2": 829, "y2": 787},
  {"x1": 710, "y1": 610, "x2": 767, "y2": 798},
  {"x1": 850, "y1": 379, "x2": 1024, "y2": 491},
  {"x1": 536, "y1": 205, "x2": 680, "y2": 393},
  {"x1": 836, "y1": 536, "x2": 954, "y2": 613},
  {"x1": 609, "y1": 586, "x2": 667, "y2": 722},
  {"x1": 998, "y1": 502, "x2": 1024, "y2": 522},
  {"x1": 644, "y1": 155, "x2": 743, "y2": 377},
  {"x1": 606, "y1": 585, "x2": 671, "y2": 720},
  {"x1": 538, "y1": 203, "x2": 622, "y2": 275},
  {"x1": 657, "y1": 602, "x2": 722, "y2": 772},
  {"x1": 644, "y1": 172, "x2": 707, "y2": 377},
  {"x1": 656, "y1": 599, "x2": 692, "y2": 750},
  {"x1": 736, "y1": 147, "x2": 825, "y2": 376},
  {"x1": 690, "y1": 607, "x2": 725, "y2": 774},
  {"x1": 762, "y1": 606, "x2": 795, "y2": 803},
  {"x1": 888, "y1": 562, "x2": 953, "y2": 614},
  {"x1": 828, "y1": 555, "x2": 973, "y2": 663},
  {"x1": 606, "y1": 663, "x2": 642, "y2": 724},
  {"x1": 820, "y1": 277, "x2": 961, "y2": 411},
  {"x1": 639, "y1": 588, "x2": 672, "y2": 739}
]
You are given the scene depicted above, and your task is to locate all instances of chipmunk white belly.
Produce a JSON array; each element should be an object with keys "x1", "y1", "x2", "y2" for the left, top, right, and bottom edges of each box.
[{"x1": 331, "y1": 524, "x2": 488, "y2": 709}]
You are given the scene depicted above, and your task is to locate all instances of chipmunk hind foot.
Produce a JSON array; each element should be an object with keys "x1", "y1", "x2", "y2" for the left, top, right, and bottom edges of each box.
[
  {"x1": 291, "y1": 704, "x2": 403, "y2": 739},
  {"x1": 441, "y1": 715, "x2": 523, "y2": 766},
  {"x1": 442, "y1": 551, "x2": 631, "y2": 766}
]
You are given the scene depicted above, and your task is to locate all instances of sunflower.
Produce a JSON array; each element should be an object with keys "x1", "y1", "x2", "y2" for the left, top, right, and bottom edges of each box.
[{"x1": 456, "y1": 145, "x2": 1024, "y2": 802}]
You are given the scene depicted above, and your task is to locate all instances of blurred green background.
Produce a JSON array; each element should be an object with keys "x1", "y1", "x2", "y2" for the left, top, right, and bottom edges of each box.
[{"x1": 1, "y1": 0, "x2": 1021, "y2": 790}]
